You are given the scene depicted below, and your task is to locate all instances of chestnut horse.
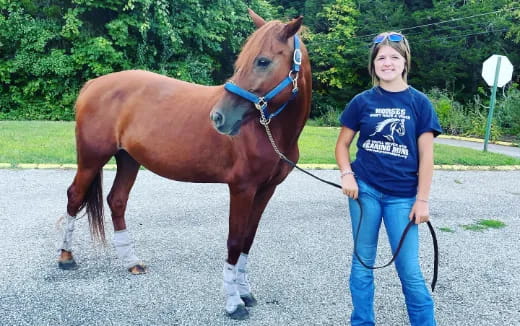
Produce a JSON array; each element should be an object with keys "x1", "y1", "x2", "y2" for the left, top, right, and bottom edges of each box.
[{"x1": 57, "y1": 9, "x2": 311, "y2": 320}]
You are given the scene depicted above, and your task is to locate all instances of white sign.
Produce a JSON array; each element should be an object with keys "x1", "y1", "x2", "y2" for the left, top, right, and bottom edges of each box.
[{"x1": 481, "y1": 55, "x2": 514, "y2": 87}]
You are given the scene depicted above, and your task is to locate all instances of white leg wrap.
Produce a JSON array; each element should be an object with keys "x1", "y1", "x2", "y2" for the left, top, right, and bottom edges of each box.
[
  {"x1": 223, "y1": 262, "x2": 244, "y2": 313},
  {"x1": 57, "y1": 213, "x2": 76, "y2": 253},
  {"x1": 113, "y1": 229, "x2": 140, "y2": 269},
  {"x1": 236, "y1": 253, "x2": 252, "y2": 296}
]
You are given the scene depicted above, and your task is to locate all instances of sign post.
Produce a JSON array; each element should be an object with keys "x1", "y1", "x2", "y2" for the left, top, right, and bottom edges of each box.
[{"x1": 481, "y1": 55, "x2": 513, "y2": 151}]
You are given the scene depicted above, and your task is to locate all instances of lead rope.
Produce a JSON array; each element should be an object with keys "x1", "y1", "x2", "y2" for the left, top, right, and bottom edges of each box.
[{"x1": 258, "y1": 116, "x2": 438, "y2": 292}]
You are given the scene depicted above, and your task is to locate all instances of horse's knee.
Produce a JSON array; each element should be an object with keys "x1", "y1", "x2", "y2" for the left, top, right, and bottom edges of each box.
[
  {"x1": 107, "y1": 193, "x2": 128, "y2": 216},
  {"x1": 66, "y1": 185, "x2": 82, "y2": 216}
]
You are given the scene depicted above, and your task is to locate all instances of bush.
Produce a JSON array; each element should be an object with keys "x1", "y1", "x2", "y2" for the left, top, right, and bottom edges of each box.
[
  {"x1": 495, "y1": 84, "x2": 520, "y2": 140},
  {"x1": 309, "y1": 103, "x2": 342, "y2": 127},
  {"x1": 464, "y1": 94, "x2": 503, "y2": 141},
  {"x1": 426, "y1": 88, "x2": 510, "y2": 141},
  {"x1": 426, "y1": 88, "x2": 469, "y2": 135}
]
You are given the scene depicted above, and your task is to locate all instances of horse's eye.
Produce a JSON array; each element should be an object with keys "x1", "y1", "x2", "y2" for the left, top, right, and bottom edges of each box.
[{"x1": 256, "y1": 57, "x2": 271, "y2": 68}]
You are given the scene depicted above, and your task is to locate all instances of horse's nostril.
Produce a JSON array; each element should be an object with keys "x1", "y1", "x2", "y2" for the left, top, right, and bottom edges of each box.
[{"x1": 211, "y1": 111, "x2": 224, "y2": 126}]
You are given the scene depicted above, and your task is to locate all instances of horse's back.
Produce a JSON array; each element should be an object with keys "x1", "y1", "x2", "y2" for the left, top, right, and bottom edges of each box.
[
  {"x1": 76, "y1": 70, "x2": 216, "y2": 117},
  {"x1": 75, "y1": 69, "x2": 221, "y2": 139}
]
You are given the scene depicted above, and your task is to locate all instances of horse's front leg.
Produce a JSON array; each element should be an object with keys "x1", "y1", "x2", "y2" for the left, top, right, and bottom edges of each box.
[
  {"x1": 224, "y1": 185, "x2": 256, "y2": 320},
  {"x1": 236, "y1": 184, "x2": 277, "y2": 308}
]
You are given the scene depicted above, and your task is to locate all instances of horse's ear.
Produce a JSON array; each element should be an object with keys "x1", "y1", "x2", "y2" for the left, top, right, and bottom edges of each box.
[
  {"x1": 248, "y1": 8, "x2": 266, "y2": 28},
  {"x1": 281, "y1": 16, "x2": 303, "y2": 41}
]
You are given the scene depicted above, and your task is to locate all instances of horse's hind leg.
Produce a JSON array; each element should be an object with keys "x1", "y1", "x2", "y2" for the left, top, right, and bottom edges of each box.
[
  {"x1": 58, "y1": 163, "x2": 107, "y2": 270},
  {"x1": 106, "y1": 150, "x2": 145, "y2": 274}
]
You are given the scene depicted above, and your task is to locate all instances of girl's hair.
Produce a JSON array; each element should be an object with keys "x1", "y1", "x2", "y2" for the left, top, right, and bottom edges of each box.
[{"x1": 368, "y1": 32, "x2": 411, "y2": 86}]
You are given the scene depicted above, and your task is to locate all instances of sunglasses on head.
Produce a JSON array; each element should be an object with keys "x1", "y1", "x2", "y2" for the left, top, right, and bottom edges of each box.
[{"x1": 373, "y1": 33, "x2": 404, "y2": 44}]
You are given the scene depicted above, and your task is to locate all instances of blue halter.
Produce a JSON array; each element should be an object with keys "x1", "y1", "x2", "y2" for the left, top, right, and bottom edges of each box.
[{"x1": 224, "y1": 35, "x2": 302, "y2": 125}]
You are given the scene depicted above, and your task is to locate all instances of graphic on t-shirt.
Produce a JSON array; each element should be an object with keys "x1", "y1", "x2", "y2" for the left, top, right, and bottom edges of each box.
[
  {"x1": 362, "y1": 108, "x2": 410, "y2": 159},
  {"x1": 369, "y1": 118, "x2": 405, "y2": 142}
]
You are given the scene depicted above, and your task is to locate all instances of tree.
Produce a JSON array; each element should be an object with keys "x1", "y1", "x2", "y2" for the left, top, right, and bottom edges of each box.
[
  {"x1": 305, "y1": 0, "x2": 360, "y2": 116},
  {"x1": 0, "y1": 0, "x2": 276, "y2": 120}
]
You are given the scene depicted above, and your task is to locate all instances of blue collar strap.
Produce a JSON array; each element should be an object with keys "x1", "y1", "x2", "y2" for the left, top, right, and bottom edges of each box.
[{"x1": 224, "y1": 35, "x2": 302, "y2": 124}]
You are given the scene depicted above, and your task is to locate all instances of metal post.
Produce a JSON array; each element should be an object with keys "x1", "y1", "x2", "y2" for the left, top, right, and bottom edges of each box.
[{"x1": 483, "y1": 56, "x2": 502, "y2": 152}]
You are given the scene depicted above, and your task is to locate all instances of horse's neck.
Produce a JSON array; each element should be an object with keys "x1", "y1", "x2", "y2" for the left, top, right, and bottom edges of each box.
[{"x1": 267, "y1": 97, "x2": 309, "y2": 151}]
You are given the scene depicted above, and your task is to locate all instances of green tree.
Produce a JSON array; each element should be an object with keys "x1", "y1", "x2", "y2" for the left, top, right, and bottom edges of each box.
[
  {"x1": 0, "y1": 0, "x2": 276, "y2": 120},
  {"x1": 405, "y1": 0, "x2": 518, "y2": 102},
  {"x1": 305, "y1": 0, "x2": 360, "y2": 116}
]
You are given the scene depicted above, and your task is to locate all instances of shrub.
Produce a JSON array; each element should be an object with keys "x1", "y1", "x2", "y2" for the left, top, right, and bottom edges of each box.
[
  {"x1": 310, "y1": 103, "x2": 342, "y2": 127},
  {"x1": 495, "y1": 84, "x2": 520, "y2": 140},
  {"x1": 426, "y1": 88, "x2": 469, "y2": 135},
  {"x1": 464, "y1": 95, "x2": 503, "y2": 141}
]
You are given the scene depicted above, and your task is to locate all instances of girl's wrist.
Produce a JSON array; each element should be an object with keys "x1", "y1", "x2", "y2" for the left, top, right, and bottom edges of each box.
[
  {"x1": 340, "y1": 170, "x2": 355, "y2": 178},
  {"x1": 416, "y1": 198, "x2": 428, "y2": 203}
]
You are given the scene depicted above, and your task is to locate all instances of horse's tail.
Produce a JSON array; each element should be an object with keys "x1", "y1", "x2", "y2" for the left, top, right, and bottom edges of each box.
[{"x1": 79, "y1": 170, "x2": 106, "y2": 244}]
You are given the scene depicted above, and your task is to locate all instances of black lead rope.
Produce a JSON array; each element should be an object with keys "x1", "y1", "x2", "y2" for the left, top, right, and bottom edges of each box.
[{"x1": 281, "y1": 157, "x2": 438, "y2": 292}]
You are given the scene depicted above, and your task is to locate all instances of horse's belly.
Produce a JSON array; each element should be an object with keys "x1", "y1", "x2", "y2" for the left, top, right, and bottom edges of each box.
[
  {"x1": 122, "y1": 132, "x2": 232, "y2": 184},
  {"x1": 141, "y1": 160, "x2": 227, "y2": 183}
]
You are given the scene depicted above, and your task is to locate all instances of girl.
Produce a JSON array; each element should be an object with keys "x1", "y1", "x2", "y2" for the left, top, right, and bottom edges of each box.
[{"x1": 335, "y1": 32, "x2": 442, "y2": 326}]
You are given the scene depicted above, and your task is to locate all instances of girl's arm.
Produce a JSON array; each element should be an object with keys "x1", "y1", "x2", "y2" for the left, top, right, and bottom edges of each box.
[
  {"x1": 409, "y1": 131, "x2": 435, "y2": 224},
  {"x1": 335, "y1": 127, "x2": 358, "y2": 199}
]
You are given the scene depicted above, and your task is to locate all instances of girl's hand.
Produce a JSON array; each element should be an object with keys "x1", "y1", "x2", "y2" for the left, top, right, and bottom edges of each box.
[
  {"x1": 341, "y1": 174, "x2": 359, "y2": 199},
  {"x1": 409, "y1": 199, "x2": 430, "y2": 224}
]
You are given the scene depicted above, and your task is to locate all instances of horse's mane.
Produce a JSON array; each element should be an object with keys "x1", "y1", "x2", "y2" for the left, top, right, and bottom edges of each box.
[{"x1": 373, "y1": 118, "x2": 400, "y2": 133}]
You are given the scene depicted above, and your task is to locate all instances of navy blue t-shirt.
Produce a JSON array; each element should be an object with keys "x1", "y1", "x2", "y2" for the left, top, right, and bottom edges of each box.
[{"x1": 339, "y1": 86, "x2": 442, "y2": 197}]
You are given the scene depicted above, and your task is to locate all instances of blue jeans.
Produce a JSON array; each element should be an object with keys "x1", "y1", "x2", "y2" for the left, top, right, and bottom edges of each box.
[{"x1": 348, "y1": 179, "x2": 436, "y2": 326}]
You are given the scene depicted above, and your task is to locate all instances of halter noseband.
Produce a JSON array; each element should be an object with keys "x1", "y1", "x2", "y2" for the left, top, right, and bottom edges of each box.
[{"x1": 224, "y1": 35, "x2": 302, "y2": 125}]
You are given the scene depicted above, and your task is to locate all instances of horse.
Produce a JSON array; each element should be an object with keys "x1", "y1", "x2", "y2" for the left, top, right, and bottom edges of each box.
[{"x1": 56, "y1": 9, "x2": 311, "y2": 320}]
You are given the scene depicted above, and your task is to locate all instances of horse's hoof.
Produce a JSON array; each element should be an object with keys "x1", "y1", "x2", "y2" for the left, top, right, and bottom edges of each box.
[
  {"x1": 241, "y1": 294, "x2": 257, "y2": 307},
  {"x1": 58, "y1": 259, "x2": 78, "y2": 270},
  {"x1": 128, "y1": 263, "x2": 147, "y2": 275},
  {"x1": 226, "y1": 304, "x2": 249, "y2": 320}
]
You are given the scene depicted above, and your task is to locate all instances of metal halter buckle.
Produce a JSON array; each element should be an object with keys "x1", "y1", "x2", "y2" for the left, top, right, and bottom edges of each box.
[
  {"x1": 293, "y1": 49, "x2": 302, "y2": 65},
  {"x1": 255, "y1": 97, "x2": 267, "y2": 111}
]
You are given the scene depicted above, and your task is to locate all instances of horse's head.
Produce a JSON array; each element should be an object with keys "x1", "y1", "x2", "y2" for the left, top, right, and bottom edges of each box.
[{"x1": 210, "y1": 9, "x2": 304, "y2": 135}]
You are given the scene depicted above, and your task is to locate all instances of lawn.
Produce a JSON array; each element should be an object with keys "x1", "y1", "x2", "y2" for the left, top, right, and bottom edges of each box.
[
  {"x1": 0, "y1": 121, "x2": 76, "y2": 164},
  {"x1": 1, "y1": 121, "x2": 520, "y2": 166},
  {"x1": 298, "y1": 126, "x2": 520, "y2": 166}
]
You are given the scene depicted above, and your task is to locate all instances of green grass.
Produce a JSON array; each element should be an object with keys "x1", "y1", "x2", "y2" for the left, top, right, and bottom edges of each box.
[
  {"x1": 298, "y1": 126, "x2": 520, "y2": 166},
  {"x1": 461, "y1": 219, "x2": 506, "y2": 231},
  {"x1": 438, "y1": 227, "x2": 455, "y2": 233},
  {"x1": 1, "y1": 121, "x2": 520, "y2": 166},
  {"x1": 433, "y1": 143, "x2": 520, "y2": 166},
  {"x1": 0, "y1": 121, "x2": 76, "y2": 164},
  {"x1": 298, "y1": 126, "x2": 352, "y2": 163}
]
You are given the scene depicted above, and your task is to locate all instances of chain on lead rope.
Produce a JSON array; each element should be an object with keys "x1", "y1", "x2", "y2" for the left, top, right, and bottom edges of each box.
[{"x1": 256, "y1": 103, "x2": 289, "y2": 162}]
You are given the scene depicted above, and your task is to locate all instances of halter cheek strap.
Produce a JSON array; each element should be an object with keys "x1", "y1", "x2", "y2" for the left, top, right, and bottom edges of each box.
[{"x1": 224, "y1": 35, "x2": 302, "y2": 124}]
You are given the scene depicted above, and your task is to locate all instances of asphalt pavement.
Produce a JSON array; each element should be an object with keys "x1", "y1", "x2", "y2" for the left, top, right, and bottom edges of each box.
[{"x1": 1, "y1": 168, "x2": 519, "y2": 325}]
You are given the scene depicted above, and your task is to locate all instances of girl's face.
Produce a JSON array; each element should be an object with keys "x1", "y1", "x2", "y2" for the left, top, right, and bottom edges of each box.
[{"x1": 373, "y1": 45, "x2": 406, "y2": 85}]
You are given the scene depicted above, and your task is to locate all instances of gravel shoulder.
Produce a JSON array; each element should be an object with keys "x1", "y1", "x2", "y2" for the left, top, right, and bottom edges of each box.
[{"x1": 0, "y1": 169, "x2": 519, "y2": 325}]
